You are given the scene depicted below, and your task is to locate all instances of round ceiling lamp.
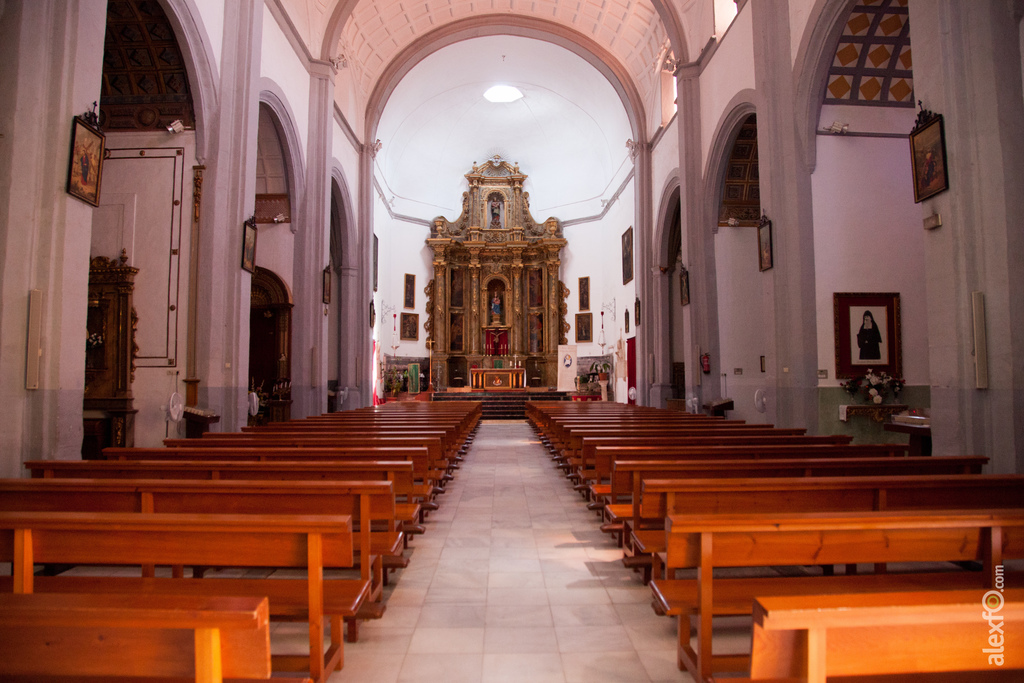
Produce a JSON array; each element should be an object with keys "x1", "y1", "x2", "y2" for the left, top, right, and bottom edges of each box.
[{"x1": 483, "y1": 85, "x2": 523, "y2": 103}]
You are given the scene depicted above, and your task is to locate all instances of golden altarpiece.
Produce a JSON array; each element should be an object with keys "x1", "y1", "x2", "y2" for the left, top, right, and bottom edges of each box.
[{"x1": 426, "y1": 158, "x2": 569, "y2": 389}]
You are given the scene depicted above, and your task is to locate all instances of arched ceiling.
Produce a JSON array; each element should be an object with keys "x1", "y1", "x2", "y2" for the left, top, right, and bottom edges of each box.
[
  {"x1": 337, "y1": 0, "x2": 670, "y2": 110},
  {"x1": 373, "y1": 35, "x2": 634, "y2": 222}
]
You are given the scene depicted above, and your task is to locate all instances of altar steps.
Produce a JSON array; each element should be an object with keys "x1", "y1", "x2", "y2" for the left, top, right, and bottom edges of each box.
[{"x1": 431, "y1": 390, "x2": 570, "y2": 419}]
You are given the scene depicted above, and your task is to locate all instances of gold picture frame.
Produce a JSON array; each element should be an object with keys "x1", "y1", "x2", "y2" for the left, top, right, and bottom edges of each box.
[{"x1": 66, "y1": 116, "x2": 105, "y2": 206}]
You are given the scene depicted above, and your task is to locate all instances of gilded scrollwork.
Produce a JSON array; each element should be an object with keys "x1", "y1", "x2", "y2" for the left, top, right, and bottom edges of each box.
[{"x1": 423, "y1": 279, "x2": 434, "y2": 340}]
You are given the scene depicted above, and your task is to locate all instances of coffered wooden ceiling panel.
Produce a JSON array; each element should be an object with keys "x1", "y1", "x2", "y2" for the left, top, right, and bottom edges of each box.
[{"x1": 824, "y1": 0, "x2": 914, "y2": 107}]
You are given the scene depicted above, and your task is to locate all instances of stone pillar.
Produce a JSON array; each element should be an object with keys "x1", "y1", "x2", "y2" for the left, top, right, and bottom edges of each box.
[
  {"x1": 910, "y1": 0, "x2": 1024, "y2": 471},
  {"x1": 750, "y1": 0, "x2": 819, "y2": 431},
  {"x1": 289, "y1": 61, "x2": 334, "y2": 418},
  {"x1": 0, "y1": 0, "x2": 108, "y2": 473},
  {"x1": 676, "y1": 64, "x2": 722, "y2": 414},
  {"x1": 194, "y1": 0, "x2": 263, "y2": 430},
  {"x1": 511, "y1": 262, "x2": 523, "y2": 355}
]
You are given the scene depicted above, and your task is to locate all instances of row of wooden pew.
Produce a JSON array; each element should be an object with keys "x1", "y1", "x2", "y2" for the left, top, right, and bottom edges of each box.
[
  {"x1": 1, "y1": 401, "x2": 482, "y2": 683},
  {"x1": 526, "y1": 400, "x2": 1023, "y2": 682}
]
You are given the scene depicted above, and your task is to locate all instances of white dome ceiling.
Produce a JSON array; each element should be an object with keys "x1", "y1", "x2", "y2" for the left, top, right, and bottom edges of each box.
[{"x1": 374, "y1": 35, "x2": 634, "y2": 223}]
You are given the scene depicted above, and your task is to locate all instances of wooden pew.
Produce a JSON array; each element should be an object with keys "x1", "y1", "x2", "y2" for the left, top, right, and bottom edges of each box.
[
  {"x1": 0, "y1": 510, "x2": 364, "y2": 683},
  {"x1": 742, "y1": 589, "x2": 1023, "y2": 682},
  {"x1": 581, "y1": 442, "x2": 910, "y2": 500},
  {"x1": 649, "y1": 508, "x2": 1024, "y2": 682},
  {"x1": 0, "y1": 477, "x2": 402, "y2": 636},
  {"x1": 0, "y1": 592, "x2": 313, "y2": 683},
  {"x1": 630, "y1": 472, "x2": 1022, "y2": 582},
  {"x1": 25, "y1": 458, "x2": 426, "y2": 529}
]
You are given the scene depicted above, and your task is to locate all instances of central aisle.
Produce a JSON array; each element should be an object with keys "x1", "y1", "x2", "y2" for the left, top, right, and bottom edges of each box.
[{"x1": 331, "y1": 419, "x2": 691, "y2": 682}]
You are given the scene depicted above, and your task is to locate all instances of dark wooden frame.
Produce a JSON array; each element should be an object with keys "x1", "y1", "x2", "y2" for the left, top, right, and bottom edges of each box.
[
  {"x1": 909, "y1": 112, "x2": 949, "y2": 203},
  {"x1": 679, "y1": 267, "x2": 690, "y2": 306},
  {"x1": 400, "y1": 312, "x2": 419, "y2": 341},
  {"x1": 622, "y1": 227, "x2": 634, "y2": 285},
  {"x1": 758, "y1": 215, "x2": 773, "y2": 272},
  {"x1": 834, "y1": 292, "x2": 901, "y2": 379},
  {"x1": 322, "y1": 266, "x2": 331, "y2": 304},
  {"x1": 403, "y1": 273, "x2": 415, "y2": 309},
  {"x1": 241, "y1": 217, "x2": 257, "y2": 273},
  {"x1": 578, "y1": 276, "x2": 590, "y2": 311},
  {"x1": 575, "y1": 312, "x2": 592, "y2": 343},
  {"x1": 372, "y1": 235, "x2": 379, "y2": 292},
  {"x1": 66, "y1": 116, "x2": 105, "y2": 206}
]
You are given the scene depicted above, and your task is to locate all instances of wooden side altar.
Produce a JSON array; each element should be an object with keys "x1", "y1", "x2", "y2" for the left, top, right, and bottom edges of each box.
[{"x1": 425, "y1": 157, "x2": 568, "y2": 390}]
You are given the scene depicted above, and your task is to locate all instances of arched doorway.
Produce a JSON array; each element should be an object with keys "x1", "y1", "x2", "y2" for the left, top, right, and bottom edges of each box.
[{"x1": 249, "y1": 267, "x2": 292, "y2": 424}]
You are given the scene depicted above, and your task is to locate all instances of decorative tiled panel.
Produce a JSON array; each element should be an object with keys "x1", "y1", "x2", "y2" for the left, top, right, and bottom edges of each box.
[{"x1": 824, "y1": 0, "x2": 914, "y2": 107}]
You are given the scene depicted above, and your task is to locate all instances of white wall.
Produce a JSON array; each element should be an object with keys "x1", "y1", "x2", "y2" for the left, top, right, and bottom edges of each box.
[
  {"x1": 699, "y1": 3, "x2": 755, "y2": 173},
  {"x1": 187, "y1": 0, "x2": 225, "y2": 69},
  {"x1": 812, "y1": 132, "x2": 929, "y2": 388},
  {"x1": 714, "y1": 225, "x2": 769, "y2": 423},
  {"x1": 262, "y1": 3, "x2": 310, "y2": 157}
]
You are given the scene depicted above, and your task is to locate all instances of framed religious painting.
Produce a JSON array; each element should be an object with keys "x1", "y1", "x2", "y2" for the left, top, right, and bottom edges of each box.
[
  {"x1": 575, "y1": 313, "x2": 592, "y2": 343},
  {"x1": 404, "y1": 273, "x2": 415, "y2": 309},
  {"x1": 757, "y1": 214, "x2": 773, "y2": 271},
  {"x1": 909, "y1": 111, "x2": 949, "y2": 203},
  {"x1": 373, "y1": 234, "x2": 379, "y2": 291},
  {"x1": 241, "y1": 216, "x2": 257, "y2": 273},
  {"x1": 400, "y1": 312, "x2": 419, "y2": 341},
  {"x1": 66, "y1": 116, "x2": 105, "y2": 206},
  {"x1": 679, "y1": 267, "x2": 690, "y2": 306},
  {"x1": 578, "y1": 276, "x2": 590, "y2": 311},
  {"x1": 527, "y1": 268, "x2": 543, "y2": 308},
  {"x1": 833, "y1": 292, "x2": 901, "y2": 379},
  {"x1": 621, "y1": 227, "x2": 634, "y2": 285},
  {"x1": 322, "y1": 266, "x2": 331, "y2": 304}
]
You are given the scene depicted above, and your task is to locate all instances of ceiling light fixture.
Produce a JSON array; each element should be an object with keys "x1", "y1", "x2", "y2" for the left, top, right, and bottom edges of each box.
[{"x1": 484, "y1": 85, "x2": 523, "y2": 103}]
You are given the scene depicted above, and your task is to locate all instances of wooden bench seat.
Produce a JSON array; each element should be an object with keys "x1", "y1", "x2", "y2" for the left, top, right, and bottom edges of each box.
[
  {"x1": 0, "y1": 592, "x2": 312, "y2": 683},
  {"x1": 743, "y1": 589, "x2": 1023, "y2": 682},
  {"x1": 649, "y1": 508, "x2": 1024, "y2": 682},
  {"x1": 24, "y1": 459, "x2": 426, "y2": 529},
  {"x1": 0, "y1": 477, "x2": 404, "y2": 633},
  {"x1": 0, "y1": 510, "x2": 365, "y2": 683},
  {"x1": 623, "y1": 472, "x2": 1021, "y2": 581}
]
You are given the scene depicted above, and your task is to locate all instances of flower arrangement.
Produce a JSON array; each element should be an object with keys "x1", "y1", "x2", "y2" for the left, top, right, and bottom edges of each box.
[
  {"x1": 383, "y1": 366, "x2": 406, "y2": 395},
  {"x1": 86, "y1": 332, "x2": 104, "y2": 349},
  {"x1": 842, "y1": 369, "x2": 905, "y2": 404}
]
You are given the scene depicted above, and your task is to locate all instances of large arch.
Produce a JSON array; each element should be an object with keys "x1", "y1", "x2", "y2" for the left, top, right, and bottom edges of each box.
[
  {"x1": 319, "y1": 0, "x2": 690, "y2": 78},
  {"x1": 330, "y1": 163, "x2": 368, "y2": 409},
  {"x1": 258, "y1": 80, "x2": 307, "y2": 230},
  {"x1": 650, "y1": 172, "x2": 683, "y2": 404},
  {"x1": 362, "y1": 16, "x2": 649, "y2": 146},
  {"x1": 793, "y1": 0, "x2": 858, "y2": 172},
  {"x1": 159, "y1": 0, "x2": 221, "y2": 161}
]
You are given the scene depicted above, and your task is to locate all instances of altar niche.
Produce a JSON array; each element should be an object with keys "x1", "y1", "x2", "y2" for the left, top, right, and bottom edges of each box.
[{"x1": 427, "y1": 157, "x2": 568, "y2": 389}]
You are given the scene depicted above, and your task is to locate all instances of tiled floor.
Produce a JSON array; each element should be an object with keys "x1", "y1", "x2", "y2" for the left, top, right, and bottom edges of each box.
[{"x1": 292, "y1": 419, "x2": 702, "y2": 682}]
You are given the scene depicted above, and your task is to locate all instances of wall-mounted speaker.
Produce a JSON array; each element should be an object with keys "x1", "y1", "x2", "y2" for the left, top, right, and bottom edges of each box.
[{"x1": 26, "y1": 289, "x2": 43, "y2": 389}]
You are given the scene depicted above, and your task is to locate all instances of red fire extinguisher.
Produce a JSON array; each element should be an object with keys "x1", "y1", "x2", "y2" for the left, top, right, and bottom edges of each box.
[{"x1": 700, "y1": 353, "x2": 711, "y2": 374}]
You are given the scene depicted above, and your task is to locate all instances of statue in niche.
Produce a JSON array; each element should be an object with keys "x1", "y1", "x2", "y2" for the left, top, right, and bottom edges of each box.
[
  {"x1": 488, "y1": 193, "x2": 503, "y2": 228},
  {"x1": 491, "y1": 292, "x2": 502, "y2": 321}
]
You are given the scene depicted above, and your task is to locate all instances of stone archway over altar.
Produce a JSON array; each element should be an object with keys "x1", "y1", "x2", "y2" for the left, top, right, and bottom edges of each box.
[{"x1": 425, "y1": 157, "x2": 568, "y2": 390}]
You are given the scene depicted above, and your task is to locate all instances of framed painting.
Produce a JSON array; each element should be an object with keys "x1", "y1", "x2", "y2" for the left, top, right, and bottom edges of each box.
[
  {"x1": 575, "y1": 312, "x2": 592, "y2": 343},
  {"x1": 450, "y1": 268, "x2": 465, "y2": 308},
  {"x1": 833, "y1": 292, "x2": 901, "y2": 379},
  {"x1": 679, "y1": 267, "x2": 690, "y2": 306},
  {"x1": 322, "y1": 266, "x2": 331, "y2": 304},
  {"x1": 404, "y1": 273, "x2": 415, "y2": 309},
  {"x1": 369, "y1": 300, "x2": 375, "y2": 328},
  {"x1": 449, "y1": 312, "x2": 464, "y2": 352},
  {"x1": 578, "y1": 276, "x2": 590, "y2": 311},
  {"x1": 624, "y1": 309, "x2": 630, "y2": 333},
  {"x1": 528, "y1": 311, "x2": 543, "y2": 353},
  {"x1": 241, "y1": 216, "x2": 257, "y2": 273},
  {"x1": 909, "y1": 112, "x2": 949, "y2": 203},
  {"x1": 66, "y1": 116, "x2": 105, "y2": 206},
  {"x1": 400, "y1": 312, "x2": 419, "y2": 341},
  {"x1": 373, "y1": 234, "x2": 379, "y2": 291},
  {"x1": 621, "y1": 227, "x2": 634, "y2": 285},
  {"x1": 757, "y1": 215, "x2": 773, "y2": 272},
  {"x1": 528, "y1": 268, "x2": 543, "y2": 308},
  {"x1": 634, "y1": 297, "x2": 641, "y2": 327}
]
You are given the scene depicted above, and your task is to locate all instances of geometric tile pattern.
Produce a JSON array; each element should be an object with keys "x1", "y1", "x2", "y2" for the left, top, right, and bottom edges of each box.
[
  {"x1": 339, "y1": 0, "x2": 667, "y2": 109},
  {"x1": 719, "y1": 114, "x2": 761, "y2": 227},
  {"x1": 100, "y1": 0, "x2": 195, "y2": 130},
  {"x1": 824, "y1": 0, "x2": 914, "y2": 107}
]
